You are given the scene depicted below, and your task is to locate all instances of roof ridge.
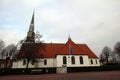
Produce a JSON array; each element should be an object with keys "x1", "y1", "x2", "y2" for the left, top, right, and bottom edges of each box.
[{"x1": 45, "y1": 43, "x2": 65, "y2": 45}]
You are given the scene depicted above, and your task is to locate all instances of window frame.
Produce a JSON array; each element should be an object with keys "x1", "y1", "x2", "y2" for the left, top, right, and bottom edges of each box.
[
  {"x1": 79, "y1": 56, "x2": 84, "y2": 64},
  {"x1": 44, "y1": 59, "x2": 47, "y2": 65},
  {"x1": 63, "y1": 56, "x2": 67, "y2": 64},
  {"x1": 91, "y1": 59, "x2": 93, "y2": 64},
  {"x1": 31, "y1": 59, "x2": 35, "y2": 65},
  {"x1": 71, "y1": 56, "x2": 75, "y2": 64},
  {"x1": 23, "y1": 60, "x2": 26, "y2": 65},
  {"x1": 96, "y1": 59, "x2": 98, "y2": 64}
]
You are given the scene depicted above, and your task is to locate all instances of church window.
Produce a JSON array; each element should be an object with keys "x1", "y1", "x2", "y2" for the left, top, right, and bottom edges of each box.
[
  {"x1": 96, "y1": 59, "x2": 97, "y2": 64},
  {"x1": 71, "y1": 56, "x2": 75, "y2": 64},
  {"x1": 32, "y1": 60, "x2": 35, "y2": 65},
  {"x1": 23, "y1": 60, "x2": 26, "y2": 65},
  {"x1": 79, "y1": 56, "x2": 84, "y2": 64},
  {"x1": 44, "y1": 59, "x2": 47, "y2": 65},
  {"x1": 91, "y1": 59, "x2": 93, "y2": 64},
  {"x1": 63, "y1": 56, "x2": 67, "y2": 64}
]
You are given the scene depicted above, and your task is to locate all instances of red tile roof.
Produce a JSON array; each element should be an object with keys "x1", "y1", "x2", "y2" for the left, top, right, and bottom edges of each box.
[{"x1": 18, "y1": 38, "x2": 98, "y2": 59}]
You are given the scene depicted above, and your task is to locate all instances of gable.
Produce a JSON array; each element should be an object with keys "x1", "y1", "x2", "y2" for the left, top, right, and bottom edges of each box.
[{"x1": 59, "y1": 38, "x2": 85, "y2": 55}]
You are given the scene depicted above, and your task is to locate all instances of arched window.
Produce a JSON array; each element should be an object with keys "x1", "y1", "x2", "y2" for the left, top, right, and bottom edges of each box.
[
  {"x1": 23, "y1": 60, "x2": 26, "y2": 65},
  {"x1": 96, "y1": 59, "x2": 97, "y2": 64},
  {"x1": 32, "y1": 60, "x2": 35, "y2": 65},
  {"x1": 71, "y1": 56, "x2": 75, "y2": 64},
  {"x1": 44, "y1": 59, "x2": 47, "y2": 65},
  {"x1": 63, "y1": 56, "x2": 67, "y2": 64},
  {"x1": 91, "y1": 59, "x2": 93, "y2": 64},
  {"x1": 80, "y1": 56, "x2": 84, "y2": 64}
]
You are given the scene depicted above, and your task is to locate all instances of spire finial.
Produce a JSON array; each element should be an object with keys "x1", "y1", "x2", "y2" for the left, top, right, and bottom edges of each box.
[{"x1": 68, "y1": 34, "x2": 71, "y2": 40}]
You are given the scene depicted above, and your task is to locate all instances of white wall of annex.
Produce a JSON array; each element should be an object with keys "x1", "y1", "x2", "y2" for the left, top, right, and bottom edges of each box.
[
  {"x1": 12, "y1": 58, "x2": 56, "y2": 68},
  {"x1": 89, "y1": 58, "x2": 100, "y2": 66},
  {"x1": 56, "y1": 55, "x2": 90, "y2": 67},
  {"x1": 12, "y1": 60, "x2": 26, "y2": 68},
  {"x1": 34, "y1": 58, "x2": 55, "y2": 68}
]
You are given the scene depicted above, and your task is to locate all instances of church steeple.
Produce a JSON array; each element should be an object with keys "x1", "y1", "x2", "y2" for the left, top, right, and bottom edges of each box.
[{"x1": 26, "y1": 10, "x2": 35, "y2": 42}]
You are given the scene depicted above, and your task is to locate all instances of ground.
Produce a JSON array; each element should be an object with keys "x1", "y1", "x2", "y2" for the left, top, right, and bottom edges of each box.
[{"x1": 0, "y1": 71, "x2": 120, "y2": 80}]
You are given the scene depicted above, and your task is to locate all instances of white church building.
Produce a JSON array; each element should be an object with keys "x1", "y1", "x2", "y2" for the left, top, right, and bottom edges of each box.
[{"x1": 12, "y1": 12, "x2": 100, "y2": 73}]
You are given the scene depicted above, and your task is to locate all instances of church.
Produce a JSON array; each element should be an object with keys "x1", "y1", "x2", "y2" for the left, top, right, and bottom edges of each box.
[{"x1": 12, "y1": 12, "x2": 100, "y2": 73}]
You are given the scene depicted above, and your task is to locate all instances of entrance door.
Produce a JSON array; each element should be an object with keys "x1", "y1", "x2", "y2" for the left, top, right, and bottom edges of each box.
[{"x1": 56, "y1": 65, "x2": 67, "y2": 73}]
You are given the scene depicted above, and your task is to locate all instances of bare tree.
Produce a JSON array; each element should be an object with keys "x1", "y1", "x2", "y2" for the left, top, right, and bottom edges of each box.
[
  {"x1": 0, "y1": 40, "x2": 5, "y2": 59},
  {"x1": 110, "y1": 51, "x2": 117, "y2": 63},
  {"x1": 35, "y1": 31, "x2": 43, "y2": 43},
  {"x1": 99, "y1": 54, "x2": 106, "y2": 64},
  {"x1": 35, "y1": 31, "x2": 46, "y2": 58},
  {"x1": 1, "y1": 44, "x2": 17, "y2": 67},
  {"x1": 114, "y1": 42, "x2": 120, "y2": 58},
  {"x1": 1, "y1": 44, "x2": 16, "y2": 58},
  {"x1": 101, "y1": 46, "x2": 111, "y2": 63},
  {"x1": 17, "y1": 32, "x2": 45, "y2": 68}
]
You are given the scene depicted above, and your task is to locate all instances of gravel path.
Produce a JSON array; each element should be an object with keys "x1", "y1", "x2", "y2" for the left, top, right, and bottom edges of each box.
[{"x1": 0, "y1": 71, "x2": 120, "y2": 80}]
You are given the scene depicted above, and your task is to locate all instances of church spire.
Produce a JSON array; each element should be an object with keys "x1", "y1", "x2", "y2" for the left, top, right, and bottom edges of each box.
[
  {"x1": 29, "y1": 10, "x2": 34, "y2": 32},
  {"x1": 30, "y1": 10, "x2": 34, "y2": 25},
  {"x1": 26, "y1": 10, "x2": 35, "y2": 42}
]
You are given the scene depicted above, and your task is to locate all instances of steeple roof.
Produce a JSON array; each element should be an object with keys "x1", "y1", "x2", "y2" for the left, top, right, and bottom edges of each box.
[
  {"x1": 30, "y1": 10, "x2": 34, "y2": 24},
  {"x1": 29, "y1": 10, "x2": 34, "y2": 32},
  {"x1": 26, "y1": 10, "x2": 35, "y2": 42}
]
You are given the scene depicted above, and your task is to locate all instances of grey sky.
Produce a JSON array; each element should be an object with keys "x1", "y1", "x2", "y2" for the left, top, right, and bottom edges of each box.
[{"x1": 0, "y1": 0, "x2": 120, "y2": 56}]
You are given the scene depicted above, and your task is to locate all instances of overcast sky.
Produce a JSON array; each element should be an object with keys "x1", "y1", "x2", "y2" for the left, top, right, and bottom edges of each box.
[{"x1": 0, "y1": 0, "x2": 120, "y2": 56}]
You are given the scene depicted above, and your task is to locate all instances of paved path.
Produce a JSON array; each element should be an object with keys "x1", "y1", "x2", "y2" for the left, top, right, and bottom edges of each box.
[{"x1": 0, "y1": 71, "x2": 120, "y2": 80}]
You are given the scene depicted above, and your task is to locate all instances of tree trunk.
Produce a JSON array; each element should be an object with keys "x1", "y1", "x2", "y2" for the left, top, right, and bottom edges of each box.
[
  {"x1": 26, "y1": 58, "x2": 30, "y2": 69},
  {"x1": 106, "y1": 57, "x2": 109, "y2": 63}
]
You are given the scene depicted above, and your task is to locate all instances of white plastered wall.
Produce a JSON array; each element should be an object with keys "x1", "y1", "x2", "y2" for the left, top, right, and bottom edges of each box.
[
  {"x1": 56, "y1": 55, "x2": 90, "y2": 67},
  {"x1": 12, "y1": 58, "x2": 56, "y2": 68},
  {"x1": 12, "y1": 56, "x2": 100, "y2": 68},
  {"x1": 89, "y1": 58, "x2": 100, "y2": 66},
  {"x1": 33, "y1": 58, "x2": 55, "y2": 68},
  {"x1": 12, "y1": 60, "x2": 26, "y2": 68}
]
